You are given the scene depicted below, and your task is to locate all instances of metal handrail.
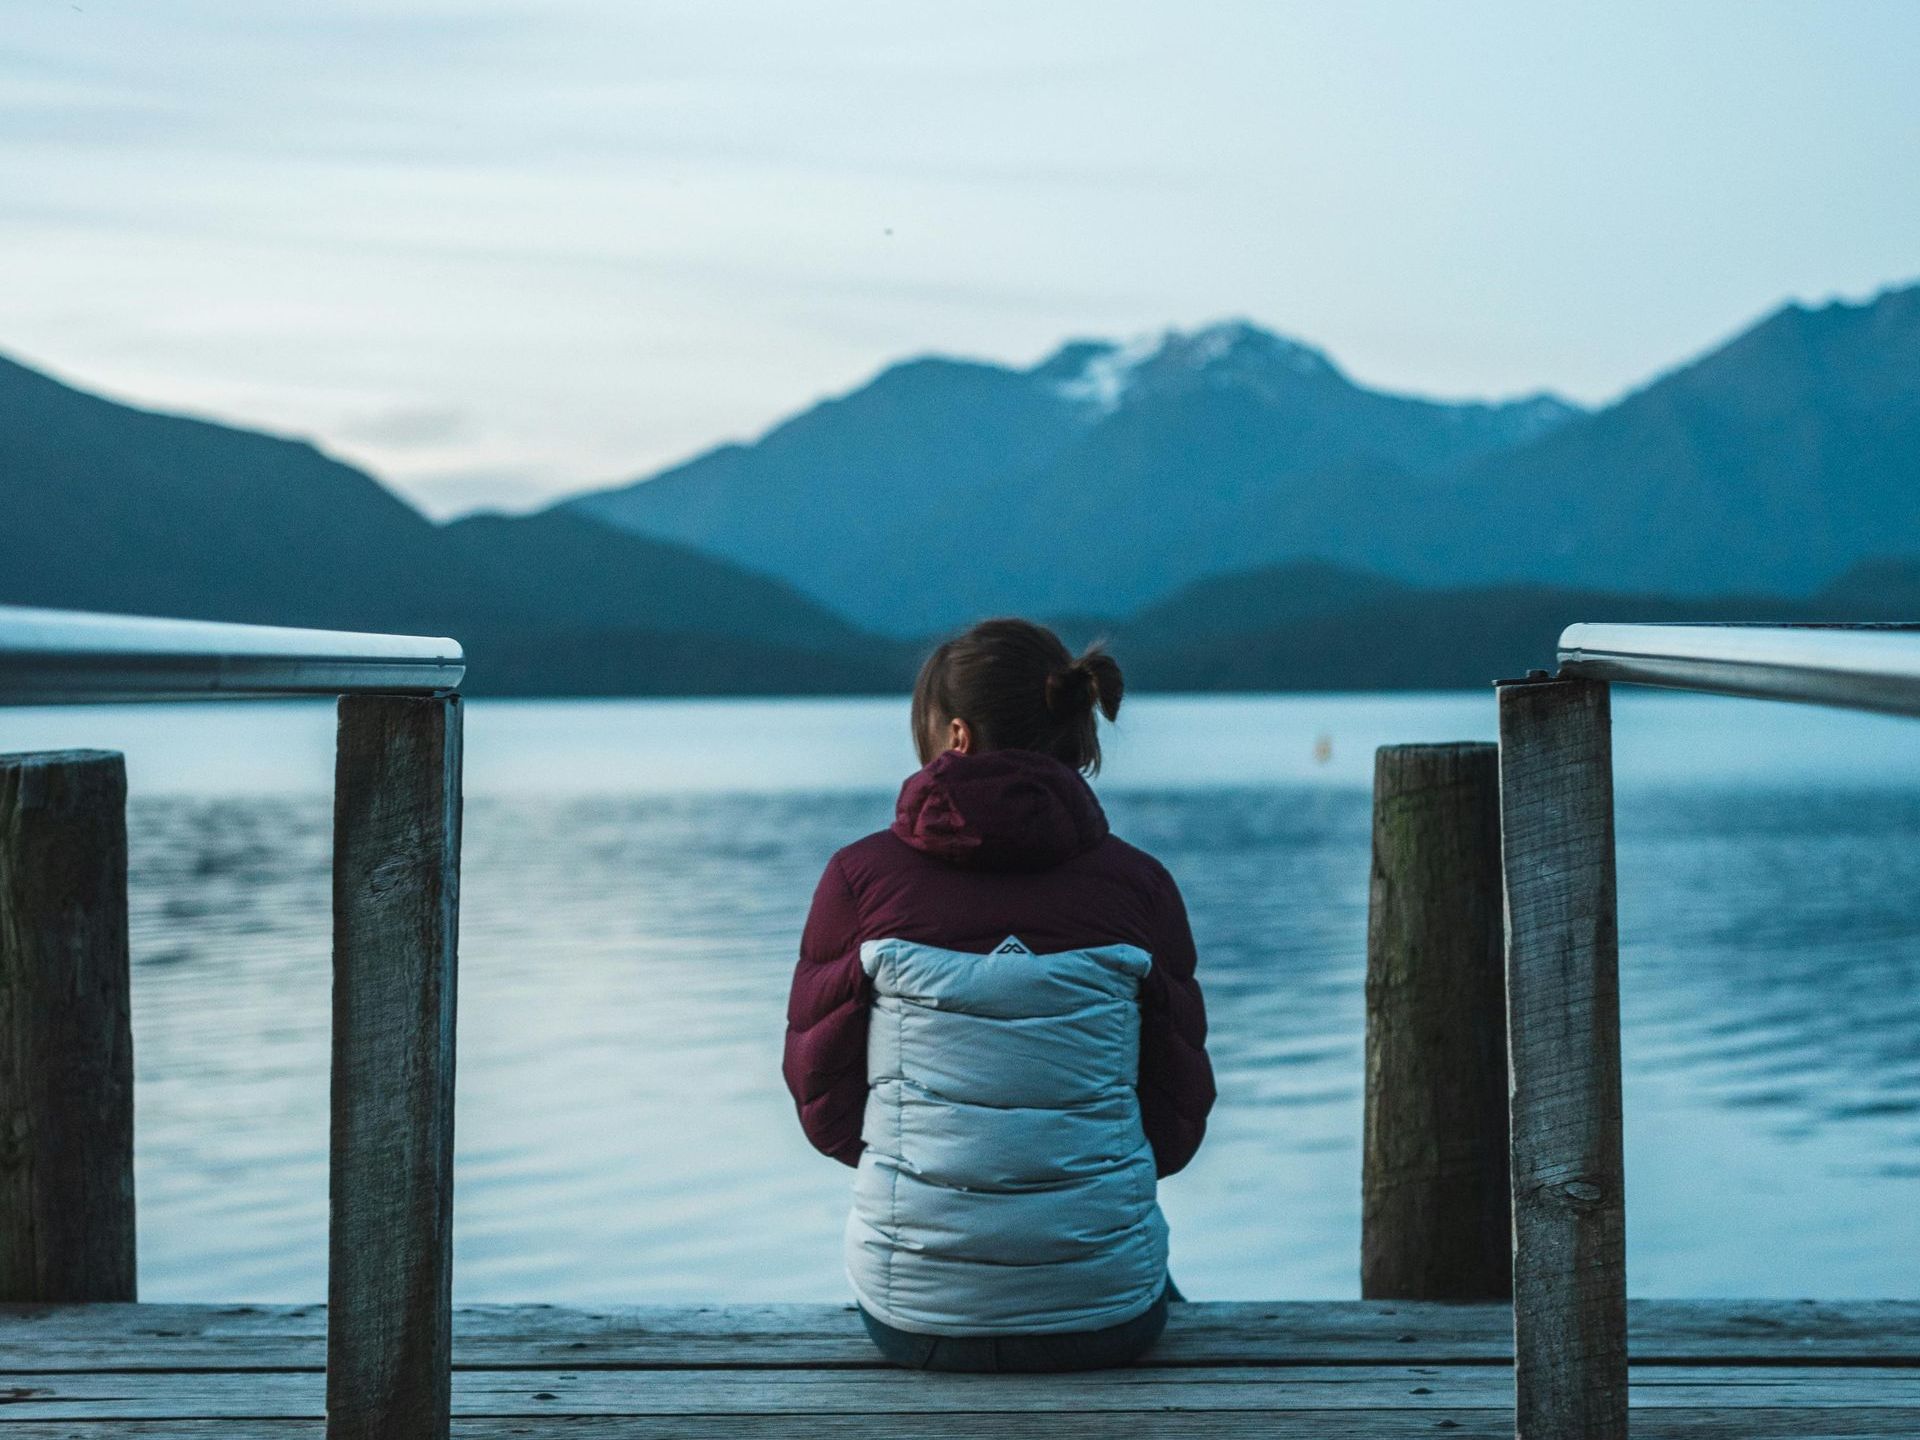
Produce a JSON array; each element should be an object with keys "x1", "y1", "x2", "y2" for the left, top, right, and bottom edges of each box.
[
  {"x1": 1557, "y1": 621, "x2": 1920, "y2": 717},
  {"x1": 0, "y1": 605, "x2": 464, "y2": 704},
  {"x1": 0, "y1": 601, "x2": 467, "y2": 1426}
]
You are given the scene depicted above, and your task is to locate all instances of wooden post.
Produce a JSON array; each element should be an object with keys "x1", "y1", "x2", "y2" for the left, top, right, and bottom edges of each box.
[
  {"x1": 1362, "y1": 742, "x2": 1510, "y2": 1301},
  {"x1": 329, "y1": 696, "x2": 462, "y2": 1440},
  {"x1": 1498, "y1": 677, "x2": 1627, "y2": 1440},
  {"x1": 0, "y1": 750, "x2": 136, "y2": 1302}
]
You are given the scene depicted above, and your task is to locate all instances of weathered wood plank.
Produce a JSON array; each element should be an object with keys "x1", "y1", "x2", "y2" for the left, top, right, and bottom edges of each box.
[
  {"x1": 1363, "y1": 742, "x2": 1509, "y2": 1301},
  {"x1": 2, "y1": 1301, "x2": 1917, "y2": 1371},
  {"x1": 2, "y1": 1415, "x2": 1915, "y2": 1440},
  {"x1": 0, "y1": 751, "x2": 136, "y2": 1304},
  {"x1": 0, "y1": 1365, "x2": 1913, "y2": 1419},
  {"x1": 1499, "y1": 677, "x2": 1627, "y2": 1439},
  {"x1": 330, "y1": 696, "x2": 463, "y2": 1440}
]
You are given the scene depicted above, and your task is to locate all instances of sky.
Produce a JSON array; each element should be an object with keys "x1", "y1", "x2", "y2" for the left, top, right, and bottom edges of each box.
[{"x1": 5, "y1": 1, "x2": 1918, "y2": 517}]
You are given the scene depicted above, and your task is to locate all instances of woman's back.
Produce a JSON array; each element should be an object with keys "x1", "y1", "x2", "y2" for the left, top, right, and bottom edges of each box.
[{"x1": 786, "y1": 747, "x2": 1213, "y2": 1336}]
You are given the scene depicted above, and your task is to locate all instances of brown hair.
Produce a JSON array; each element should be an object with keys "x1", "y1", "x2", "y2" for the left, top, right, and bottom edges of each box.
[{"x1": 910, "y1": 618, "x2": 1124, "y2": 774}]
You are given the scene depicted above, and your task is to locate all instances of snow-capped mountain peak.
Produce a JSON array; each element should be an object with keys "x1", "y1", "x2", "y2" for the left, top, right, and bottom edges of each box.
[
  {"x1": 1170, "y1": 319, "x2": 1337, "y2": 377},
  {"x1": 1040, "y1": 319, "x2": 1342, "y2": 414},
  {"x1": 1043, "y1": 332, "x2": 1162, "y2": 413}
]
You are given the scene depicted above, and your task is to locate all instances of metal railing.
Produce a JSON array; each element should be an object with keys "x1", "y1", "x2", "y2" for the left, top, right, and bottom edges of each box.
[
  {"x1": 1558, "y1": 621, "x2": 1920, "y2": 716},
  {"x1": 0, "y1": 604, "x2": 464, "y2": 704},
  {"x1": 0, "y1": 605, "x2": 463, "y2": 1437},
  {"x1": 1501, "y1": 617, "x2": 1918, "y2": 1438}
]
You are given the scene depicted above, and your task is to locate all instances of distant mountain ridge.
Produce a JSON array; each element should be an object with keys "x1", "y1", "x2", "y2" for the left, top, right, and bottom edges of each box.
[
  {"x1": 567, "y1": 320, "x2": 1581, "y2": 633},
  {"x1": 1396, "y1": 287, "x2": 1920, "y2": 595},
  {"x1": 1091, "y1": 561, "x2": 1879, "y2": 693},
  {"x1": 0, "y1": 352, "x2": 899, "y2": 694},
  {"x1": 570, "y1": 287, "x2": 1920, "y2": 633}
]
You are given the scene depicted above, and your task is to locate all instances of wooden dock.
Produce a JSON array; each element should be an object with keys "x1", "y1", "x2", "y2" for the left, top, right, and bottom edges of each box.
[
  {"x1": 8, "y1": 621, "x2": 1920, "y2": 1438},
  {"x1": 1, "y1": 1299, "x2": 1915, "y2": 1436}
]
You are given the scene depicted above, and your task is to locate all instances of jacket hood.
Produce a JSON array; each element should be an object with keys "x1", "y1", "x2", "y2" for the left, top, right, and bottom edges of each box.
[{"x1": 892, "y1": 748, "x2": 1109, "y2": 873}]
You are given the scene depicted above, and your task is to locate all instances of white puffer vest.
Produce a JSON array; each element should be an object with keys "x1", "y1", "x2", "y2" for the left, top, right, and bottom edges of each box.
[{"x1": 845, "y1": 933, "x2": 1168, "y2": 1335}]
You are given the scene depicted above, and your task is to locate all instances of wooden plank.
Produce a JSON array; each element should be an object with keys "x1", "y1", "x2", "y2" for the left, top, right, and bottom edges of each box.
[
  {"x1": 1498, "y1": 677, "x2": 1627, "y2": 1439},
  {"x1": 2, "y1": 1416, "x2": 1916, "y2": 1440},
  {"x1": 0, "y1": 1365, "x2": 1913, "y2": 1419},
  {"x1": 330, "y1": 696, "x2": 463, "y2": 1440},
  {"x1": 0, "y1": 751, "x2": 136, "y2": 1303},
  {"x1": 1363, "y1": 742, "x2": 1509, "y2": 1300},
  {"x1": 2, "y1": 1301, "x2": 1918, "y2": 1371}
]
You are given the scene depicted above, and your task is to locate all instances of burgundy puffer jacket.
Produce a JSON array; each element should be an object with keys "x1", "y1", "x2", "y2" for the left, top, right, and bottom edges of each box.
[{"x1": 783, "y1": 748, "x2": 1215, "y2": 1178}]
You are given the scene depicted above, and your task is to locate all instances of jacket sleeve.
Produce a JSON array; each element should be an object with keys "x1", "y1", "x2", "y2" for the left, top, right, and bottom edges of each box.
[
  {"x1": 1138, "y1": 869, "x2": 1216, "y2": 1177},
  {"x1": 782, "y1": 854, "x2": 871, "y2": 1166}
]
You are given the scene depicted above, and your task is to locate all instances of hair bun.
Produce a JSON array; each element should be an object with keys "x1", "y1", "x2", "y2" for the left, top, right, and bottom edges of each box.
[
  {"x1": 1044, "y1": 648, "x2": 1124, "y2": 724},
  {"x1": 1044, "y1": 661, "x2": 1097, "y2": 720},
  {"x1": 1078, "y1": 647, "x2": 1124, "y2": 723}
]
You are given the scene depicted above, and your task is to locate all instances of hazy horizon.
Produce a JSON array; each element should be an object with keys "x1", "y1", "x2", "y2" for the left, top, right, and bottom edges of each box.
[{"x1": 7, "y1": 0, "x2": 1918, "y2": 516}]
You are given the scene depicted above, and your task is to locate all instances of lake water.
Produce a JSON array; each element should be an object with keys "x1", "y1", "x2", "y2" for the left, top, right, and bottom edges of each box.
[{"x1": 3, "y1": 693, "x2": 1917, "y2": 1302}]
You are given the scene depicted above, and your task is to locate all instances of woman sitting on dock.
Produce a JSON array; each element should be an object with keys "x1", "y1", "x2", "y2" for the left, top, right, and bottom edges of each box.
[{"x1": 783, "y1": 618, "x2": 1216, "y2": 1372}]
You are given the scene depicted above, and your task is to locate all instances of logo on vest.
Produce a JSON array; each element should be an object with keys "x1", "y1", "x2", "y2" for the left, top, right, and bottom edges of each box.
[{"x1": 989, "y1": 936, "x2": 1033, "y2": 956}]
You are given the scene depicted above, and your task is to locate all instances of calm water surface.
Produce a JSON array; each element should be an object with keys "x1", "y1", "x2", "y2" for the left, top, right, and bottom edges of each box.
[{"x1": 3, "y1": 693, "x2": 1917, "y2": 1300}]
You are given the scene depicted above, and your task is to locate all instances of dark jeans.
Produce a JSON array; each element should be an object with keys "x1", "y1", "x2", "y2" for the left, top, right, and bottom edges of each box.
[{"x1": 859, "y1": 1279, "x2": 1183, "y2": 1373}]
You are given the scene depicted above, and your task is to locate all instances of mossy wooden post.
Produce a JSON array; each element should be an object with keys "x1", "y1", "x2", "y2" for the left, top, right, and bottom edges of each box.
[
  {"x1": 329, "y1": 696, "x2": 462, "y2": 1440},
  {"x1": 1362, "y1": 742, "x2": 1510, "y2": 1300},
  {"x1": 0, "y1": 750, "x2": 136, "y2": 1302},
  {"x1": 1498, "y1": 677, "x2": 1627, "y2": 1440}
]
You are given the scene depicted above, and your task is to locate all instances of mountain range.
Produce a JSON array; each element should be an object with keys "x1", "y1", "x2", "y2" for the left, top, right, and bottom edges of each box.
[
  {"x1": 571, "y1": 285, "x2": 1920, "y2": 636},
  {"x1": 0, "y1": 353, "x2": 896, "y2": 694},
  {"x1": 568, "y1": 323, "x2": 1581, "y2": 633},
  {"x1": 3, "y1": 282, "x2": 1917, "y2": 695}
]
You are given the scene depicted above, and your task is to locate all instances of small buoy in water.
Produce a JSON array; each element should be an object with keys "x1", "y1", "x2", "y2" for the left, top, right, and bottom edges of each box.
[{"x1": 1313, "y1": 733, "x2": 1333, "y2": 765}]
